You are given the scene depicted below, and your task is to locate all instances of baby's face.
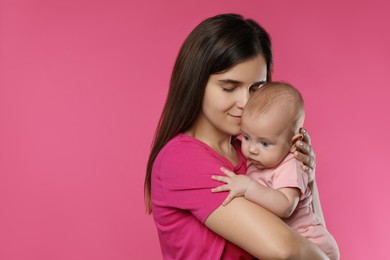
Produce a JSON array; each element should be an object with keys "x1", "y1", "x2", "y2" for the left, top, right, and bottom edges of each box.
[{"x1": 241, "y1": 110, "x2": 293, "y2": 169}]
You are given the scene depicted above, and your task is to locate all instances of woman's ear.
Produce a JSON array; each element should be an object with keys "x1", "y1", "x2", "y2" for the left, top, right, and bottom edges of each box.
[{"x1": 289, "y1": 133, "x2": 303, "y2": 153}]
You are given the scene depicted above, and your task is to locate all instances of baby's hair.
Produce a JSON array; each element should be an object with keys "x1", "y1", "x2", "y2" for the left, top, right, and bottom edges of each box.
[{"x1": 244, "y1": 81, "x2": 305, "y2": 133}]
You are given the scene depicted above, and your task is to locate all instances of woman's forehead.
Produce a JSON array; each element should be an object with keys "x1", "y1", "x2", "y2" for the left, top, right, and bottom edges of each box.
[{"x1": 219, "y1": 55, "x2": 267, "y2": 83}]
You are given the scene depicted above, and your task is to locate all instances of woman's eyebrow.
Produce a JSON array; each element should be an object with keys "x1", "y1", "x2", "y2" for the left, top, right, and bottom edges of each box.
[
  {"x1": 218, "y1": 79, "x2": 266, "y2": 86},
  {"x1": 218, "y1": 79, "x2": 242, "y2": 85}
]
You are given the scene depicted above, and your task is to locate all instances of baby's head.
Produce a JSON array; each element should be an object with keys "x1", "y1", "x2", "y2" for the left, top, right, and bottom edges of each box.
[{"x1": 241, "y1": 81, "x2": 305, "y2": 169}]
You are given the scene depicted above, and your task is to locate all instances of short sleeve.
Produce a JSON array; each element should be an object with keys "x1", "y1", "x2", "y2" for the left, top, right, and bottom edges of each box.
[
  {"x1": 152, "y1": 136, "x2": 245, "y2": 223},
  {"x1": 270, "y1": 154, "x2": 308, "y2": 195}
]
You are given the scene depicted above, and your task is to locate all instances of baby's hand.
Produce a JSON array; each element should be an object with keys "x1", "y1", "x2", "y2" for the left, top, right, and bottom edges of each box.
[{"x1": 211, "y1": 167, "x2": 254, "y2": 206}]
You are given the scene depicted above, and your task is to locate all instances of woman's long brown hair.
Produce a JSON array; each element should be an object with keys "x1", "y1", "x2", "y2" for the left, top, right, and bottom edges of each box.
[{"x1": 144, "y1": 13, "x2": 273, "y2": 213}]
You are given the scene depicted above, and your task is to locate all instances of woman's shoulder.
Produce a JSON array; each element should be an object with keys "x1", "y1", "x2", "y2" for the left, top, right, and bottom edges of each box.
[
  {"x1": 156, "y1": 134, "x2": 245, "y2": 173},
  {"x1": 161, "y1": 133, "x2": 213, "y2": 154},
  {"x1": 156, "y1": 133, "x2": 217, "y2": 165}
]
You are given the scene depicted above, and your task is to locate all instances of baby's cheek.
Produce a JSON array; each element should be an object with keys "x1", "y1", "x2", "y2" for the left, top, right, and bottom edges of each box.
[{"x1": 240, "y1": 144, "x2": 248, "y2": 156}]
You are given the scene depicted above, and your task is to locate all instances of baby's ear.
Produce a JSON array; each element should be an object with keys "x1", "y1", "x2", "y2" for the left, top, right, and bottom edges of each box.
[{"x1": 289, "y1": 133, "x2": 303, "y2": 153}]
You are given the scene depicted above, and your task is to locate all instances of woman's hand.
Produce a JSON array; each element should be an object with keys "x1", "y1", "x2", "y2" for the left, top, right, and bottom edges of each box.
[
  {"x1": 211, "y1": 167, "x2": 254, "y2": 206},
  {"x1": 293, "y1": 128, "x2": 316, "y2": 182}
]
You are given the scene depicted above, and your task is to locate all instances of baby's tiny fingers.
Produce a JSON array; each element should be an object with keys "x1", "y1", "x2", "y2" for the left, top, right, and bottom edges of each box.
[
  {"x1": 222, "y1": 193, "x2": 234, "y2": 206},
  {"x1": 211, "y1": 185, "x2": 228, "y2": 193},
  {"x1": 220, "y1": 167, "x2": 236, "y2": 177},
  {"x1": 212, "y1": 175, "x2": 229, "y2": 183}
]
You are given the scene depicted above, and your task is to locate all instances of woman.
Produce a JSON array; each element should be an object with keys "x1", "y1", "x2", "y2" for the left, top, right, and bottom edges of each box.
[{"x1": 144, "y1": 13, "x2": 327, "y2": 259}]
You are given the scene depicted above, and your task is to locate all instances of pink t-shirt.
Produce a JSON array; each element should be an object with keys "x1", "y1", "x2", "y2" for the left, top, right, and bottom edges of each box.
[
  {"x1": 151, "y1": 133, "x2": 253, "y2": 260},
  {"x1": 246, "y1": 154, "x2": 339, "y2": 259},
  {"x1": 246, "y1": 153, "x2": 322, "y2": 232}
]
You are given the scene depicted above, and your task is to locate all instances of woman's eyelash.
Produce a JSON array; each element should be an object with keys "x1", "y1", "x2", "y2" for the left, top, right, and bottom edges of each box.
[
  {"x1": 249, "y1": 82, "x2": 266, "y2": 91},
  {"x1": 223, "y1": 88, "x2": 235, "y2": 92}
]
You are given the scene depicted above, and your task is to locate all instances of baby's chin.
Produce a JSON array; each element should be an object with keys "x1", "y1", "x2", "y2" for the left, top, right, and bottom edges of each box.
[
  {"x1": 248, "y1": 159, "x2": 266, "y2": 169},
  {"x1": 249, "y1": 159, "x2": 281, "y2": 170}
]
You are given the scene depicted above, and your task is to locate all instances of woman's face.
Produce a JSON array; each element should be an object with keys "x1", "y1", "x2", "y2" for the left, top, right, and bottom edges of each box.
[{"x1": 199, "y1": 55, "x2": 267, "y2": 137}]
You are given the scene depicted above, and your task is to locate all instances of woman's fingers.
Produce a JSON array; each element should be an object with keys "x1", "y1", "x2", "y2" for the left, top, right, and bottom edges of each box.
[
  {"x1": 296, "y1": 140, "x2": 313, "y2": 158},
  {"x1": 294, "y1": 150, "x2": 315, "y2": 174},
  {"x1": 300, "y1": 127, "x2": 312, "y2": 145},
  {"x1": 295, "y1": 145, "x2": 315, "y2": 167},
  {"x1": 307, "y1": 169, "x2": 315, "y2": 183},
  {"x1": 295, "y1": 128, "x2": 316, "y2": 173},
  {"x1": 298, "y1": 128, "x2": 315, "y2": 162},
  {"x1": 303, "y1": 164, "x2": 313, "y2": 175}
]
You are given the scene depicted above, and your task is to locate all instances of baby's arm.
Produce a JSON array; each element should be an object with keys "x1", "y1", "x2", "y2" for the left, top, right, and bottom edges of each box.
[
  {"x1": 212, "y1": 167, "x2": 300, "y2": 218},
  {"x1": 245, "y1": 182, "x2": 300, "y2": 218}
]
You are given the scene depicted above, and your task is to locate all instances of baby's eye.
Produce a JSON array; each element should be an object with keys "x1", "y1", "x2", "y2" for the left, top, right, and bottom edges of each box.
[
  {"x1": 243, "y1": 135, "x2": 250, "y2": 141},
  {"x1": 260, "y1": 141, "x2": 270, "y2": 147}
]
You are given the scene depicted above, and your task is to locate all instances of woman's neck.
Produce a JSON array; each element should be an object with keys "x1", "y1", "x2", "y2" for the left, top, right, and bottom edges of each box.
[{"x1": 185, "y1": 119, "x2": 238, "y2": 165}]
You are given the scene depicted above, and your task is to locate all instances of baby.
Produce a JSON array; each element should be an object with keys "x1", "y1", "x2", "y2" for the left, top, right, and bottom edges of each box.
[{"x1": 212, "y1": 81, "x2": 340, "y2": 260}]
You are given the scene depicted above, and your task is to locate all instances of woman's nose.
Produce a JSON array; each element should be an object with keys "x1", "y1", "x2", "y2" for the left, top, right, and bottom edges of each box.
[{"x1": 237, "y1": 89, "x2": 250, "y2": 108}]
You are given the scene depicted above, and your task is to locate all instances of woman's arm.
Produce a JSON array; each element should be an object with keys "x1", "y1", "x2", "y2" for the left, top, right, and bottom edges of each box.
[
  {"x1": 205, "y1": 197, "x2": 329, "y2": 259},
  {"x1": 295, "y1": 128, "x2": 326, "y2": 226},
  {"x1": 309, "y1": 180, "x2": 326, "y2": 226}
]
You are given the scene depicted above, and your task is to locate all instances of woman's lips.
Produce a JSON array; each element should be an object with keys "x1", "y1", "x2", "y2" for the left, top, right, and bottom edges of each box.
[{"x1": 229, "y1": 114, "x2": 242, "y2": 120}]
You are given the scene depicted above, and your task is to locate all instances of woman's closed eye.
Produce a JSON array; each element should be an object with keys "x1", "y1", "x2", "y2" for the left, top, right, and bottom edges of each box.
[
  {"x1": 249, "y1": 81, "x2": 267, "y2": 92},
  {"x1": 223, "y1": 87, "x2": 236, "y2": 92},
  {"x1": 219, "y1": 79, "x2": 240, "y2": 92}
]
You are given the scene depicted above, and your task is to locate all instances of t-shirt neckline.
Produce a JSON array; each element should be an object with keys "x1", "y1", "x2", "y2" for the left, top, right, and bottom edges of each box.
[{"x1": 177, "y1": 133, "x2": 244, "y2": 169}]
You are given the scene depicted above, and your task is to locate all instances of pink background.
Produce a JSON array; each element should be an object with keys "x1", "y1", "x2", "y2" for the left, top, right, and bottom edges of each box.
[{"x1": 1, "y1": 0, "x2": 389, "y2": 259}]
